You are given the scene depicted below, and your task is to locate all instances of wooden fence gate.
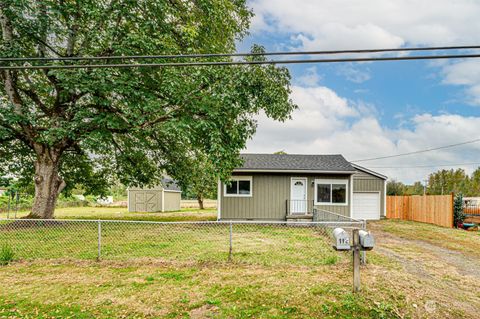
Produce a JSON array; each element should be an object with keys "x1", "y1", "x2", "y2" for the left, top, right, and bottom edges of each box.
[{"x1": 386, "y1": 194, "x2": 454, "y2": 228}]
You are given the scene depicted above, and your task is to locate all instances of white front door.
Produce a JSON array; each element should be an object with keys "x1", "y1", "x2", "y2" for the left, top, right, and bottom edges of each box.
[{"x1": 290, "y1": 178, "x2": 307, "y2": 214}]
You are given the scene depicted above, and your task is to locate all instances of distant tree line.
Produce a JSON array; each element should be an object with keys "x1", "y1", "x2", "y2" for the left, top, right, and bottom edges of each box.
[{"x1": 387, "y1": 168, "x2": 480, "y2": 196}]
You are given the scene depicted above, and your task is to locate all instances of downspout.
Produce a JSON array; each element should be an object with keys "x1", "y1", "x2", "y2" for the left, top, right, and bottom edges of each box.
[{"x1": 349, "y1": 174, "x2": 354, "y2": 217}]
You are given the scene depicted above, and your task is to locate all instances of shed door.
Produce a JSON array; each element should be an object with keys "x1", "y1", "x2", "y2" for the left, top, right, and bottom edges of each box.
[
  {"x1": 352, "y1": 193, "x2": 380, "y2": 220},
  {"x1": 290, "y1": 178, "x2": 307, "y2": 214},
  {"x1": 135, "y1": 191, "x2": 158, "y2": 212}
]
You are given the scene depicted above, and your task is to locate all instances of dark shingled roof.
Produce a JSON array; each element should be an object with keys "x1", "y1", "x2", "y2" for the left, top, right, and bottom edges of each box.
[
  {"x1": 235, "y1": 154, "x2": 355, "y2": 172},
  {"x1": 161, "y1": 178, "x2": 182, "y2": 191}
]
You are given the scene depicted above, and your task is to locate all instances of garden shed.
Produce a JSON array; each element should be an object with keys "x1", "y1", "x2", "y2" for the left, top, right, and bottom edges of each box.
[{"x1": 128, "y1": 178, "x2": 182, "y2": 213}]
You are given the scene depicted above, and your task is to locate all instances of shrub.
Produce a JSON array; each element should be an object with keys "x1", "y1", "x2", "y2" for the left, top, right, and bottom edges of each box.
[
  {"x1": 0, "y1": 244, "x2": 15, "y2": 265},
  {"x1": 453, "y1": 193, "x2": 466, "y2": 227}
]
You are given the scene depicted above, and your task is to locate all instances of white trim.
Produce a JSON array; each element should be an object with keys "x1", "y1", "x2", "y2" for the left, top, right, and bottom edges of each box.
[
  {"x1": 233, "y1": 169, "x2": 356, "y2": 174},
  {"x1": 314, "y1": 178, "x2": 349, "y2": 206},
  {"x1": 217, "y1": 179, "x2": 221, "y2": 220},
  {"x1": 127, "y1": 188, "x2": 131, "y2": 212},
  {"x1": 161, "y1": 189, "x2": 165, "y2": 212},
  {"x1": 290, "y1": 177, "x2": 308, "y2": 214},
  {"x1": 351, "y1": 163, "x2": 387, "y2": 180},
  {"x1": 383, "y1": 180, "x2": 387, "y2": 217},
  {"x1": 349, "y1": 175, "x2": 353, "y2": 217},
  {"x1": 352, "y1": 191, "x2": 381, "y2": 220},
  {"x1": 163, "y1": 189, "x2": 182, "y2": 193},
  {"x1": 223, "y1": 176, "x2": 253, "y2": 197}
]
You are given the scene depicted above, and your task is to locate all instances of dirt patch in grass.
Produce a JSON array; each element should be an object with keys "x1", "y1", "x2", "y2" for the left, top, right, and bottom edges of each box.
[
  {"x1": 369, "y1": 220, "x2": 480, "y2": 318},
  {"x1": 1, "y1": 220, "x2": 479, "y2": 318}
]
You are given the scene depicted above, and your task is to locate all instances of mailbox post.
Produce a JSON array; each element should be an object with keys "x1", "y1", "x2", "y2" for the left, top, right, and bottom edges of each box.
[
  {"x1": 332, "y1": 227, "x2": 375, "y2": 293},
  {"x1": 352, "y1": 229, "x2": 361, "y2": 293}
]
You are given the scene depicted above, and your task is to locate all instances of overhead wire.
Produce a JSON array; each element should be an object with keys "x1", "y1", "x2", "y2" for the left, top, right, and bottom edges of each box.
[
  {"x1": 2, "y1": 44, "x2": 480, "y2": 62},
  {"x1": 3, "y1": 53, "x2": 480, "y2": 70},
  {"x1": 366, "y1": 162, "x2": 480, "y2": 169},
  {"x1": 351, "y1": 138, "x2": 480, "y2": 163}
]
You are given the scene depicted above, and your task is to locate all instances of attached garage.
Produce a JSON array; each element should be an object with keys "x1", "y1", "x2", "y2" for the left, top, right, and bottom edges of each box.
[
  {"x1": 352, "y1": 192, "x2": 381, "y2": 220},
  {"x1": 128, "y1": 178, "x2": 182, "y2": 213},
  {"x1": 352, "y1": 164, "x2": 387, "y2": 220}
]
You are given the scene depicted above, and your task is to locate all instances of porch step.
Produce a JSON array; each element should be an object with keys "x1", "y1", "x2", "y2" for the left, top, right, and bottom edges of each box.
[{"x1": 286, "y1": 214, "x2": 313, "y2": 223}]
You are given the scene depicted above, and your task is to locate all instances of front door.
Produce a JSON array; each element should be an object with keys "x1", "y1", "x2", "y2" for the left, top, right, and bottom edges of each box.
[{"x1": 290, "y1": 178, "x2": 307, "y2": 214}]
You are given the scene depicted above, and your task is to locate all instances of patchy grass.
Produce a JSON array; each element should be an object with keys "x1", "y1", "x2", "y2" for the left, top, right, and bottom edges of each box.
[
  {"x1": 0, "y1": 217, "x2": 479, "y2": 318},
  {"x1": 0, "y1": 260, "x2": 409, "y2": 319},
  {"x1": 370, "y1": 219, "x2": 480, "y2": 258},
  {"x1": 0, "y1": 206, "x2": 217, "y2": 222},
  {"x1": 0, "y1": 243, "x2": 14, "y2": 265},
  {"x1": 0, "y1": 221, "x2": 343, "y2": 266}
]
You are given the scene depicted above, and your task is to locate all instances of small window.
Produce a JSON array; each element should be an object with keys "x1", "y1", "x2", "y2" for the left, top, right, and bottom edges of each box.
[
  {"x1": 315, "y1": 179, "x2": 348, "y2": 205},
  {"x1": 332, "y1": 184, "x2": 346, "y2": 203},
  {"x1": 294, "y1": 181, "x2": 304, "y2": 186},
  {"x1": 226, "y1": 181, "x2": 238, "y2": 194},
  {"x1": 317, "y1": 184, "x2": 331, "y2": 203},
  {"x1": 224, "y1": 177, "x2": 252, "y2": 197}
]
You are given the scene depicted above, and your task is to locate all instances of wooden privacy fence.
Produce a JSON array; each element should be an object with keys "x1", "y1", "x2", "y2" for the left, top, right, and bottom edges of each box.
[{"x1": 386, "y1": 194, "x2": 454, "y2": 228}]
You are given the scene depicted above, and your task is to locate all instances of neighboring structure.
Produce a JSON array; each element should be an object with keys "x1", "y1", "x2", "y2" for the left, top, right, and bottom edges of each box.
[
  {"x1": 217, "y1": 154, "x2": 387, "y2": 221},
  {"x1": 128, "y1": 178, "x2": 182, "y2": 212}
]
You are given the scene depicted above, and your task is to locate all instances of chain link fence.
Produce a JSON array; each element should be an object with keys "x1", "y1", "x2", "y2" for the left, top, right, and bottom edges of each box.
[{"x1": 0, "y1": 219, "x2": 364, "y2": 266}]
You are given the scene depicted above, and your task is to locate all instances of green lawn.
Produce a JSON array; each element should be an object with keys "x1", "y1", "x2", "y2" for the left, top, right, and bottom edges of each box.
[
  {"x1": 0, "y1": 206, "x2": 218, "y2": 222},
  {"x1": 1, "y1": 211, "x2": 479, "y2": 318}
]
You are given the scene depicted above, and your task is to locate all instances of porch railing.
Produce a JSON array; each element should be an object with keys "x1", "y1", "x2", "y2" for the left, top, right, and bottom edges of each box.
[{"x1": 286, "y1": 200, "x2": 314, "y2": 215}]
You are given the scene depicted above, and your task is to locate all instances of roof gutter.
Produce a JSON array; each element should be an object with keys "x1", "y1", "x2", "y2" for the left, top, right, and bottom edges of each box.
[
  {"x1": 351, "y1": 163, "x2": 387, "y2": 180},
  {"x1": 232, "y1": 169, "x2": 357, "y2": 174}
]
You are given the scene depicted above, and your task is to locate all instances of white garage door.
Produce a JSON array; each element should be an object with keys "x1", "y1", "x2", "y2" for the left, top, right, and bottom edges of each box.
[{"x1": 352, "y1": 193, "x2": 380, "y2": 220}]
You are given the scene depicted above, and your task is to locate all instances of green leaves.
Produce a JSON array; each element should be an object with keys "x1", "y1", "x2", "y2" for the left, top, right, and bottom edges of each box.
[{"x1": 0, "y1": 0, "x2": 295, "y2": 201}]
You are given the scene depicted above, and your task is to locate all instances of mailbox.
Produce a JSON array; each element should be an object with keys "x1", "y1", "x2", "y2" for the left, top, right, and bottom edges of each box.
[
  {"x1": 332, "y1": 228, "x2": 351, "y2": 251},
  {"x1": 358, "y1": 230, "x2": 374, "y2": 251}
]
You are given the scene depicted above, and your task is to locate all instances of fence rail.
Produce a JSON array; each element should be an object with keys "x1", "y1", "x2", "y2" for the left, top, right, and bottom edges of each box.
[
  {"x1": 386, "y1": 195, "x2": 453, "y2": 228},
  {"x1": 0, "y1": 219, "x2": 364, "y2": 266}
]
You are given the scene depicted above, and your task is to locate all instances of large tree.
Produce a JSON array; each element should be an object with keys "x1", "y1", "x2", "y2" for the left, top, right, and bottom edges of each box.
[{"x1": 0, "y1": 1, "x2": 296, "y2": 218}]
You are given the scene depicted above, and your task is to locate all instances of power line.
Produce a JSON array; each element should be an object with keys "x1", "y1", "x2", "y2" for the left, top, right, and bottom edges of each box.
[
  {"x1": 351, "y1": 138, "x2": 480, "y2": 162},
  {"x1": 367, "y1": 162, "x2": 480, "y2": 169},
  {"x1": 3, "y1": 53, "x2": 480, "y2": 70},
  {"x1": 2, "y1": 45, "x2": 480, "y2": 62}
]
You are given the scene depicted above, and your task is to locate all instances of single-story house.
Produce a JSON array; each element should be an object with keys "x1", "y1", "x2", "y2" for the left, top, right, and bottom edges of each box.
[
  {"x1": 128, "y1": 178, "x2": 182, "y2": 212},
  {"x1": 217, "y1": 154, "x2": 387, "y2": 221}
]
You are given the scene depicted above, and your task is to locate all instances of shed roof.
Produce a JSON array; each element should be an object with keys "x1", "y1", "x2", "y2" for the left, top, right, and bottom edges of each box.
[
  {"x1": 161, "y1": 178, "x2": 181, "y2": 192},
  {"x1": 234, "y1": 154, "x2": 356, "y2": 173}
]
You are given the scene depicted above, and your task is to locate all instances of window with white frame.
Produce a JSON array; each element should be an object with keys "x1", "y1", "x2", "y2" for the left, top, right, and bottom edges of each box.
[
  {"x1": 224, "y1": 176, "x2": 252, "y2": 197},
  {"x1": 314, "y1": 179, "x2": 348, "y2": 205}
]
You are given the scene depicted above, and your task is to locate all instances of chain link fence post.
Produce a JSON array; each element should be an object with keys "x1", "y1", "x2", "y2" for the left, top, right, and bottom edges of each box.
[
  {"x1": 228, "y1": 221, "x2": 233, "y2": 261},
  {"x1": 97, "y1": 220, "x2": 102, "y2": 261}
]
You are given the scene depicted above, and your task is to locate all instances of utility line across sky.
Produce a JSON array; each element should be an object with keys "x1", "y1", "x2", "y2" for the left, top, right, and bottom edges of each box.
[
  {"x1": 2, "y1": 53, "x2": 480, "y2": 70},
  {"x1": 366, "y1": 162, "x2": 480, "y2": 169},
  {"x1": 1, "y1": 45, "x2": 480, "y2": 62},
  {"x1": 351, "y1": 138, "x2": 480, "y2": 162}
]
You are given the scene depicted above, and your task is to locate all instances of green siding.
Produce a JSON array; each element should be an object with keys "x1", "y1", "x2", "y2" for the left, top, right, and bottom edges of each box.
[
  {"x1": 353, "y1": 169, "x2": 386, "y2": 217},
  {"x1": 220, "y1": 173, "x2": 352, "y2": 220}
]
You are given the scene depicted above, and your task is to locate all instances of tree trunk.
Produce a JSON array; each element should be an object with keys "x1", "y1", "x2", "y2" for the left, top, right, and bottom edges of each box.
[
  {"x1": 28, "y1": 152, "x2": 66, "y2": 219},
  {"x1": 197, "y1": 195, "x2": 204, "y2": 210}
]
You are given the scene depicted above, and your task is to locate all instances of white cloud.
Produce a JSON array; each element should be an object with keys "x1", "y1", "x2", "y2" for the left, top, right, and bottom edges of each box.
[
  {"x1": 336, "y1": 65, "x2": 371, "y2": 83},
  {"x1": 250, "y1": 0, "x2": 480, "y2": 48},
  {"x1": 296, "y1": 66, "x2": 322, "y2": 87},
  {"x1": 247, "y1": 85, "x2": 480, "y2": 183},
  {"x1": 441, "y1": 60, "x2": 480, "y2": 105}
]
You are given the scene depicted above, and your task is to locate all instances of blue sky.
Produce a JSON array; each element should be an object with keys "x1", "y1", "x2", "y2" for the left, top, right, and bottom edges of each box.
[{"x1": 241, "y1": 0, "x2": 480, "y2": 183}]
